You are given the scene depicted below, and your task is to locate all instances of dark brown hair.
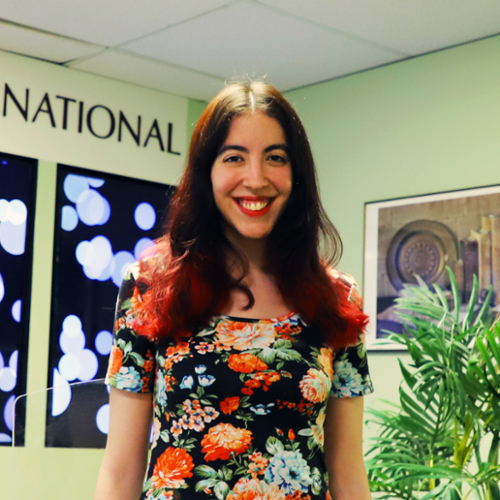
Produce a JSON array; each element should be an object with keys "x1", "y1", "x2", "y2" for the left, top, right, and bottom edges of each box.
[{"x1": 133, "y1": 81, "x2": 367, "y2": 349}]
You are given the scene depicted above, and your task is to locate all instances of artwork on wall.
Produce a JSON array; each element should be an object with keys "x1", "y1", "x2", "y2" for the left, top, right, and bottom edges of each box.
[
  {"x1": 0, "y1": 152, "x2": 37, "y2": 445},
  {"x1": 46, "y1": 164, "x2": 174, "y2": 447},
  {"x1": 364, "y1": 184, "x2": 500, "y2": 351}
]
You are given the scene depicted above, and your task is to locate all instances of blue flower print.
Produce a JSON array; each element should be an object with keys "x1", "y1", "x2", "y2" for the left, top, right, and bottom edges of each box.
[
  {"x1": 115, "y1": 366, "x2": 142, "y2": 393},
  {"x1": 180, "y1": 375, "x2": 194, "y2": 389},
  {"x1": 250, "y1": 403, "x2": 275, "y2": 415},
  {"x1": 198, "y1": 375, "x2": 215, "y2": 387},
  {"x1": 155, "y1": 374, "x2": 167, "y2": 406},
  {"x1": 265, "y1": 450, "x2": 312, "y2": 494},
  {"x1": 195, "y1": 364, "x2": 207, "y2": 374},
  {"x1": 332, "y1": 359, "x2": 364, "y2": 397}
]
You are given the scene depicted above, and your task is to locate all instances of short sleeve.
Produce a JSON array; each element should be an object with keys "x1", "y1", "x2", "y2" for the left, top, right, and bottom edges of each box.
[
  {"x1": 105, "y1": 262, "x2": 157, "y2": 393},
  {"x1": 330, "y1": 271, "x2": 374, "y2": 398}
]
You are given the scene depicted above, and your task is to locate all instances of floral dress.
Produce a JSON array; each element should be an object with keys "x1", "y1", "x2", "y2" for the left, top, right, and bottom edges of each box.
[{"x1": 106, "y1": 263, "x2": 374, "y2": 500}]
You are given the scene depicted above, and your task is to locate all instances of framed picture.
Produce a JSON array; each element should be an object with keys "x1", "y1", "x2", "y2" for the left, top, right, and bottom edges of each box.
[{"x1": 364, "y1": 184, "x2": 500, "y2": 351}]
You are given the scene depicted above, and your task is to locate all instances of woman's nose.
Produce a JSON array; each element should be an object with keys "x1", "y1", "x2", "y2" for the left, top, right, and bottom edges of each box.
[{"x1": 243, "y1": 160, "x2": 268, "y2": 189}]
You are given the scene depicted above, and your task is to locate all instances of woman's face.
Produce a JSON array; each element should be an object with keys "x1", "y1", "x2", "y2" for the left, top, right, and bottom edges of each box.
[{"x1": 211, "y1": 111, "x2": 293, "y2": 245}]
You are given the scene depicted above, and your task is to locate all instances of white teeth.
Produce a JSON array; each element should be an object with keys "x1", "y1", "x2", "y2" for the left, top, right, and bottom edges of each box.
[{"x1": 239, "y1": 200, "x2": 270, "y2": 211}]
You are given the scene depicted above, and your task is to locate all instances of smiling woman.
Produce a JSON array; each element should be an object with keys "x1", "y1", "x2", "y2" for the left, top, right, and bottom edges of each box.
[{"x1": 94, "y1": 81, "x2": 374, "y2": 500}]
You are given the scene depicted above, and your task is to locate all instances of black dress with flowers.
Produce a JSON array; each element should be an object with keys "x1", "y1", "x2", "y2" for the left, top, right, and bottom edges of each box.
[{"x1": 106, "y1": 263, "x2": 374, "y2": 500}]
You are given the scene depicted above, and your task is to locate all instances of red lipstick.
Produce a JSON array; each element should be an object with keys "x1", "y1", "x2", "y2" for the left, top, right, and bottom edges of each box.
[{"x1": 234, "y1": 197, "x2": 274, "y2": 217}]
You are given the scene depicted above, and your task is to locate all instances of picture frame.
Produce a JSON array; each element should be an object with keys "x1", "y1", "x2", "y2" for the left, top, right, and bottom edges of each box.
[{"x1": 364, "y1": 184, "x2": 500, "y2": 351}]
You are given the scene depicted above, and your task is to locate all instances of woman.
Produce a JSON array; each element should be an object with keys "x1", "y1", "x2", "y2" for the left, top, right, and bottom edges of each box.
[{"x1": 94, "y1": 81, "x2": 373, "y2": 500}]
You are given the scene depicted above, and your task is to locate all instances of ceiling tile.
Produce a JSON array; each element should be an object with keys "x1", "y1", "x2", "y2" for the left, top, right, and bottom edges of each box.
[
  {"x1": 258, "y1": 0, "x2": 500, "y2": 54},
  {"x1": 122, "y1": 1, "x2": 407, "y2": 91},
  {"x1": 0, "y1": 20, "x2": 101, "y2": 63},
  {"x1": 69, "y1": 50, "x2": 224, "y2": 101},
  {"x1": 0, "y1": 0, "x2": 233, "y2": 46}
]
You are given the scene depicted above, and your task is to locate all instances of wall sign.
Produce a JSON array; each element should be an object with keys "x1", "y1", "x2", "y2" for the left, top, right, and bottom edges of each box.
[{"x1": 3, "y1": 83, "x2": 180, "y2": 155}]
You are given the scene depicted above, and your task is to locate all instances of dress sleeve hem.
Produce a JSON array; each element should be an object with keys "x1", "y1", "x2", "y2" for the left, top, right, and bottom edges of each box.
[{"x1": 330, "y1": 378, "x2": 374, "y2": 399}]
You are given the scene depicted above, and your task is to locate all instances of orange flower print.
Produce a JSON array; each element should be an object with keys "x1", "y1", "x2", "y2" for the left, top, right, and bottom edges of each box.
[
  {"x1": 145, "y1": 489, "x2": 174, "y2": 500},
  {"x1": 115, "y1": 317, "x2": 125, "y2": 331},
  {"x1": 195, "y1": 341, "x2": 214, "y2": 354},
  {"x1": 254, "y1": 371, "x2": 281, "y2": 386},
  {"x1": 151, "y1": 447, "x2": 194, "y2": 489},
  {"x1": 128, "y1": 287, "x2": 162, "y2": 339},
  {"x1": 165, "y1": 375, "x2": 176, "y2": 392},
  {"x1": 247, "y1": 452, "x2": 269, "y2": 478},
  {"x1": 276, "y1": 323, "x2": 301, "y2": 339},
  {"x1": 227, "y1": 478, "x2": 286, "y2": 500},
  {"x1": 285, "y1": 492, "x2": 312, "y2": 500},
  {"x1": 299, "y1": 368, "x2": 331, "y2": 403},
  {"x1": 213, "y1": 339, "x2": 231, "y2": 351},
  {"x1": 228, "y1": 353, "x2": 268, "y2": 373},
  {"x1": 165, "y1": 343, "x2": 190, "y2": 364},
  {"x1": 244, "y1": 379, "x2": 261, "y2": 389},
  {"x1": 141, "y1": 376, "x2": 150, "y2": 392},
  {"x1": 216, "y1": 320, "x2": 276, "y2": 351},
  {"x1": 107, "y1": 346, "x2": 123, "y2": 378},
  {"x1": 317, "y1": 348, "x2": 334, "y2": 379},
  {"x1": 311, "y1": 409, "x2": 326, "y2": 446},
  {"x1": 143, "y1": 350, "x2": 154, "y2": 373},
  {"x1": 176, "y1": 342, "x2": 191, "y2": 355},
  {"x1": 220, "y1": 396, "x2": 240, "y2": 415},
  {"x1": 201, "y1": 423, "x2": 253, "y2": 461}
]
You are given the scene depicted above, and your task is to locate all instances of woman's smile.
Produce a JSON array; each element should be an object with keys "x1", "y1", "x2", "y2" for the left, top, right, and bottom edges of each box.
[{"x1": 234, "y1": 196, "x2": 275, "y2": 216}]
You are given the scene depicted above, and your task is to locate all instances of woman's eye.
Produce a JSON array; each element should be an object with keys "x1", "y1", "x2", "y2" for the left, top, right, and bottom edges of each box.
[
  {"x1": 223, "y1": 155, "x2": 242, "y2": 163},
  {"x1": 268, "y1": 154, "x2": 287, "y2": 164}
]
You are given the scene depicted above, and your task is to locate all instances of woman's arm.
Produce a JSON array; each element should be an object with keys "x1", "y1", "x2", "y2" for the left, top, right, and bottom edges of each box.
[
  {"x1": 324, "y1": 396, "x2": 372, "y2": 500},
  {"x1": 94, "y1": 387, "x2": 153, "y2": 500}
]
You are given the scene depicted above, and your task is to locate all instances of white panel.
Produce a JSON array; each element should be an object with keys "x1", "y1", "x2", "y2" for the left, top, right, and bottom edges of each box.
[
  {"x1": 0, "y1": 21, "x2": 101, "y2": 63},
  {"x1": 122, "y1": 2, "x2": 406, "y2": 91},
  {"x1": 70, "y1": 50, "x2": 224, "y2": 101},
  {"x1": 0, "y1": 0, "x2": 232, "y2": 46},
  {"x1": 258, "y1": 0, "x2": 500, "y2": 54}
]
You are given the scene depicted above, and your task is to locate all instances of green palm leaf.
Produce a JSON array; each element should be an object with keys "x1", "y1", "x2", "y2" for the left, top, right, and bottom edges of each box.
[{"x1": 366, "y1": 269, "x2": 499, "y2": 500}]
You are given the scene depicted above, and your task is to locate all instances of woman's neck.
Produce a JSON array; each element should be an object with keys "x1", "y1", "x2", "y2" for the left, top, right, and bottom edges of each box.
[
  {"x1": 224, "y1": 227, "x2": 267, "y2": 272},
  {"x1": 220, "y1": 227, "x2": 293, "y2": 319}
]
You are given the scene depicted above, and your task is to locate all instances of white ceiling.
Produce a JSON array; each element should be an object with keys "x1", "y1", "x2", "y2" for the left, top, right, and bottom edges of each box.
[{"x1": 1, "y1": 0, "x2": 500, "y2": 101}]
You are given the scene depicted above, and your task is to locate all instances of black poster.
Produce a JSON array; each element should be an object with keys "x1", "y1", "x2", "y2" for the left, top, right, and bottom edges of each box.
[
  {"x1": 46, "y1": 164, "x2": 174, "y2": 448},
  {"x1": 0, "y1": 152, "x2": 37, "y2": 446}
]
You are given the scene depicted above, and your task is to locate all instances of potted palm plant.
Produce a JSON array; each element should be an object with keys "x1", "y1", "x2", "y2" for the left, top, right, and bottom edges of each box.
[{"x1": 365, "y1": 270, "x2": 500, "y2": 500}]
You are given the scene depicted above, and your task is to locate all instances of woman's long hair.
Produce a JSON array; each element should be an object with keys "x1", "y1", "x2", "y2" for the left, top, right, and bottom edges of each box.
[{"x1": 133, "y1": 81, "x2": 367, "y2": 349}]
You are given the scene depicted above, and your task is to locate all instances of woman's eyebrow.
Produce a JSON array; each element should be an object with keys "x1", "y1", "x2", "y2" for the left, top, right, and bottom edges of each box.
[
  {"x1": 217, "y1": 144, "x2": 248, "y2": 155},
  {"x1": 217, "y1": 143, "x2": 288, "y2": 156},
  {"x1": 264, "y1": 144, "x2": 288, "y2": 153}
]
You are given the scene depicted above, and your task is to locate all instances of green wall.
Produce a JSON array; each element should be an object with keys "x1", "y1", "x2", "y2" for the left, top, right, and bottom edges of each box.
[{"x1": 187, "y1": 98, "x2": 208, "y2": 144}]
